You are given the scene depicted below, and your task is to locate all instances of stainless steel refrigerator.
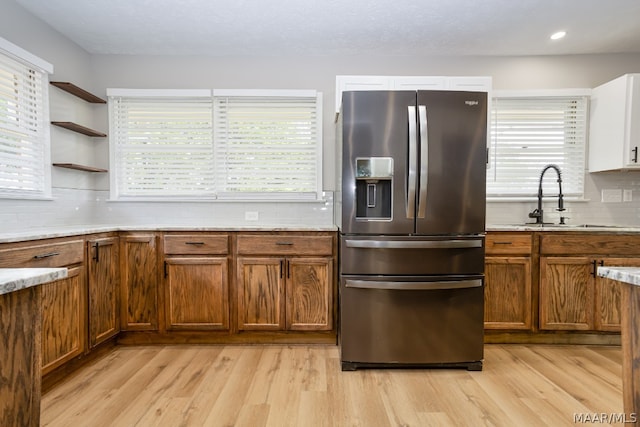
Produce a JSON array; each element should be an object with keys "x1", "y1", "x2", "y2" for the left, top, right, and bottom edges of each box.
[{"x1": 337, "y1": 90, "x2": 487, "y2": 371}]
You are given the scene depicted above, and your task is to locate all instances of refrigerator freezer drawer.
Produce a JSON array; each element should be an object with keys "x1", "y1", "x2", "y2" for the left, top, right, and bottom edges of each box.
[
  {"x1": 339, "y1": 275, "x2": 484, "y2": 370},
  {"x1": 340, "y1": 235, "x2": 485, "y2": 276}
]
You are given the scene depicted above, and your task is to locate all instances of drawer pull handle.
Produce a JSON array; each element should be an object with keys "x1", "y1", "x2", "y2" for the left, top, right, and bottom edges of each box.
[
  {"x1": 276, "y1": 242, "x2": 294, "y2": 246},
  {"x1": 185, "y1": 242, "x2": 205, "y2": 245},
  {"x1": 493, "y1": 242, "x2": 513, "y2": 245},
  {"x1": 34, "y1": 252, "x2": 60, "y2": 259}
]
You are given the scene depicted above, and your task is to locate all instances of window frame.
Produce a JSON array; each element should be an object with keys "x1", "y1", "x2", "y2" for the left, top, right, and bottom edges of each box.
[
  {"x1": 487, "y1": 89, "x2": 591, "y2": 200},
  {"x1": 0, "y1": 37, "x2": 53, "y2": 200}
]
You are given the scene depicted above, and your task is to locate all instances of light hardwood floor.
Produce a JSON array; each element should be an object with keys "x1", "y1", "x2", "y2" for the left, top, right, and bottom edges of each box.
[{"x1": 41, "y1": 344, "x2": 624, "y2": 426}]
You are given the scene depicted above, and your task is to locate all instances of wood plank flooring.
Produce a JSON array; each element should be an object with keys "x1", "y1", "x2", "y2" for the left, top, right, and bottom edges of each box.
[{"x1": 41, "y1": 344, "x2": 625, "y2": 426}]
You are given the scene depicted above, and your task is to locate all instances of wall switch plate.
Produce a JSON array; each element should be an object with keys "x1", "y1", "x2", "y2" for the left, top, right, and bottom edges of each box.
[
  {"x1": 601, "y1": 189, "x2": 622, "y2": 203},
  {"x1": 624, "y1": 189, "x2": 633, "y2": 202},
  {"x1": 245, "y1": 211, "x2": 259, "y2": 221}
]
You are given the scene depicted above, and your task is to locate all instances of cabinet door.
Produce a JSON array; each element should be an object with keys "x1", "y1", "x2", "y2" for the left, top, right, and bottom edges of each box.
[
  {"x1": 595, "y1": 257, "x2": 640, "y2": 332},
  {"x1": 87, "y1": 237, "x2": 120, "y2": 347},
  {"x1": 165, "y1": 257, "x2": 229, "y2": 330},
  {"x1": 41, "y1": 267, "x2": 86, "y2": 374},
  {"x1": 484, "y1": 256, "x2": 532, "y2": 330},
  {"x1": 335, "y1": 75, "x2": 392, "y2": 112},
  {"x1": 237, "y1": 257, "x2": 285, "y2": 330},
  {"x1": 539, "y1": 257, "x2": 594, "y2": 330},
  {"x1": 390, "y1": 76, "x2": 447, "y2": 90},
  {"x1": 286, "y1": 257, "x2": 333, "y2": 331},
  {"x1": 120, "y1": 234, "x2": 158, "y2": 331}
]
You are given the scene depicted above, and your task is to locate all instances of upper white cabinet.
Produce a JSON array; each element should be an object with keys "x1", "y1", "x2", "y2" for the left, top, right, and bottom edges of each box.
[
  {"x1": 335, "y1": 75, "x2": 492, "y2": 113},
  {"x1": 589, "y1": 73, "x2": 640, "y2": 172}
]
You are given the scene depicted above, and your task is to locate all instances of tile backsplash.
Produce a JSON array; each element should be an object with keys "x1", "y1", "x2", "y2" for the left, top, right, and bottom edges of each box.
[
  {"x1": 0, "y1": 188, "x2": 335, "y2": 233},
  {"x1": 2, "y1": 170, "x2": 640, "y2": 235},
  {"x1": 487, "y1": 171, "x2": 640, "y2": 226}
]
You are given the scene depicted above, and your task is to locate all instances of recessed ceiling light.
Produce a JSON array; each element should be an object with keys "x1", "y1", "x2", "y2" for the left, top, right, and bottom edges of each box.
[{"x1": 550, "y1": 31, "x2": 567, "y2": 40}]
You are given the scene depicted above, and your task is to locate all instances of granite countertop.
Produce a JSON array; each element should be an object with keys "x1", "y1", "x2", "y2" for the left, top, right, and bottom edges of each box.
[
  {"x1": 597, "y1": 267, "x2": 640, "y2": 287},
  {"x1": 486, "y1": 224, "x2": 640, "y2": 232},
  {"x1": 0, "y1": 268, "x2": 68, "y2": 296},
  {"x1": 0, "y1": 224, "x2": 339, "y2": 244}
]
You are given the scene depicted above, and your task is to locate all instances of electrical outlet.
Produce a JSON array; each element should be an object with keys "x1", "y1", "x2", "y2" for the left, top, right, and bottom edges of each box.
[
  {"x1": 245, "y1": 211, "x2": 259, "y2": 221},
  {"x1": 601, "y1": 189, "x2": 622, "y2": 203},
  {"x1": 624, "y1": 189, "x2": 633, "y2": 202}
]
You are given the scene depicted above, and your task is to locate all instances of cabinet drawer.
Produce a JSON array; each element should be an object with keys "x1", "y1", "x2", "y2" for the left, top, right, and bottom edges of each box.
[
  {"x1": 237, "y1": 235, "x2": 333, "y2": 256},
  {"x1": 486, "y1": 234, "x2": 532, "y2": 255},
  {"x1": 0, "y1": 239, "x2": 84, "y2": 268},
  {"x1": 540, "y1": 234, "x2": 640, "y2": 255},
  {"x1": 164, "y1": 234, "x2": 229, "y2": 255}
]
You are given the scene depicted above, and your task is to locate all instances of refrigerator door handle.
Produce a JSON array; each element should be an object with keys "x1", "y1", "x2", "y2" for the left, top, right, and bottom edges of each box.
[
  {"x1": 344, "y1": 239, "x2": 483, "y2": 249},
  {"x1": 417, "y1": 105, "x2": 428, "y2": 218},
  {"x1": 345, "y1": 278, "x2": 482, "y2": 291},
  {"x1": 407, "y1": 105, "x2": 417, "y2": 219}
]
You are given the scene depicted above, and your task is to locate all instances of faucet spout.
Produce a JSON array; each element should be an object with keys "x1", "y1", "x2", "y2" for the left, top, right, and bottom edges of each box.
[{"x1": 528, "y1": 164, "x2": 565, "y2": 224}]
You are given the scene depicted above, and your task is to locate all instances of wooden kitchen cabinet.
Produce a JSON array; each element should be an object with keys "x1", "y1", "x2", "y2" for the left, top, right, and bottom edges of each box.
[
  {"x1": 484, "y1": 233, "x2": 533, "y2": 330},
  {"x1": 163, "y1": 234, "x2": 230, "y2": 330},
  {"x1": 286, "y1": 257, "x2": 333, "y2": 330},
  {"x1": 87, "y1": 236, "x2": 120, "y2": 347},
  {"x1": 0, "y1": 238, "x2": 87, "y2": 374},
  {"x1": 595, "y1": 257, "x2": 640, "y2": 331},
  {"x1": 236, "y1": 233, "x2": 334, "y2": 332},
  {"x1": 237, "y1": 257, "x2": 284, "y2": 330},
  {"x1": 539, "y1": 256, "x2": 594, "y2": 330},
  {"x1": 120, "y1": 233, "x2": 159, "y2": 331},
  {"x1": 539, "y1": 233, "x2": 640, "y2": 332}
]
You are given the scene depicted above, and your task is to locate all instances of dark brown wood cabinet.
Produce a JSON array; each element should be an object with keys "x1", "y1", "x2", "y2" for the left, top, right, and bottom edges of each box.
[
  {"x1": 87, "y1": 236, "x2": 120, "y2": 347},
  {"x1": 120, "y1": 233, "x2": 158, "y2": 331},
  {"x1": 163, "y1": 234, "x2": 230, "y2": 330}
]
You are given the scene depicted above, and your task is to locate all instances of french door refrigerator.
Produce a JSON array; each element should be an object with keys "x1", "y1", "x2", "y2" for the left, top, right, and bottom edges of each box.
[{"x1": 337, "y1": 90, "x2": 487, "y2": 371}]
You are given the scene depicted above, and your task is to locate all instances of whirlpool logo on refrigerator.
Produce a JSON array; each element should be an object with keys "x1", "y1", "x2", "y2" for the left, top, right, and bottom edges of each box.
[{"x1": 465, "y1": 100, "x2": 479, "y2": 106}]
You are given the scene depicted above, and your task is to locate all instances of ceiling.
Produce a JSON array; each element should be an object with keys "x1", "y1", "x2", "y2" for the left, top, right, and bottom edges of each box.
[{"x1": 14, "y1": 0, "x2": 640, "y2": 57}]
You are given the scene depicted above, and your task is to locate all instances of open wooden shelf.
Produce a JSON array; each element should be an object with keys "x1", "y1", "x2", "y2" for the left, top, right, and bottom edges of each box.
[
  {"x1": 51, "y1": 121, "x2": 107, "y2": 137},
  {"x1": 50, "y1": 81, "x2": 106, "y2": 104},
  {"x1": 53, "y1": 163, "x2": 108, "y2": 173}
]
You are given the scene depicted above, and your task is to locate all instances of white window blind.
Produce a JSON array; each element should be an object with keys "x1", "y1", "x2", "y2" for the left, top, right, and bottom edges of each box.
[
  {"x1": 487, "y1": 95, "x2": 588, "y2": 197},
  {"x1": 109, "y1": 95, "x2": 215, "y2": 198},
  {"x1": 213, "y1": 92, "x2": 322, "y2": 200},
  {"x1": 0, "y1": 47, "x2": 51, "y2": 199},
  {"x1": 109, "y1": 90, "x2": 323, "y2": 201}
]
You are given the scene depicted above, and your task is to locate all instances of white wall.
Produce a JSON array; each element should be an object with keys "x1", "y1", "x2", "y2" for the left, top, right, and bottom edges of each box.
[{"x1": 2, "y1": 0, "x2": 640, "y2": 233}]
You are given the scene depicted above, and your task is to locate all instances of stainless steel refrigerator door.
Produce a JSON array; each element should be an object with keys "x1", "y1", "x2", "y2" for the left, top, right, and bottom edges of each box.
[
  {"x1": 340, "y1": 91, "x2": 417, "y2": 235},
  {"x1": 415, "y1": 90, "x2": 487, "y2": 235},
  {"x1": 339, "y1": 275, "x2": 484, "y2": 368}
]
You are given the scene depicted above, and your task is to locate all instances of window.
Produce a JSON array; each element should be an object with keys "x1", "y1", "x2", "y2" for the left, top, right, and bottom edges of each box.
[
  {"x1": 108, "y1": 90, "x2": 214, "y2": 199},
  {"x1": 487, "y1": 92, "x2": 589, "y2": 198},
  {"x1": 0, "y1": 38, "x2": 53, "y2": 199},
  {"x1": 108, "y1": 89, "x2": 322, "y2": 201},
  {"x1": 213, "y1": 90, "x2": 322, "y2": 200}
]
